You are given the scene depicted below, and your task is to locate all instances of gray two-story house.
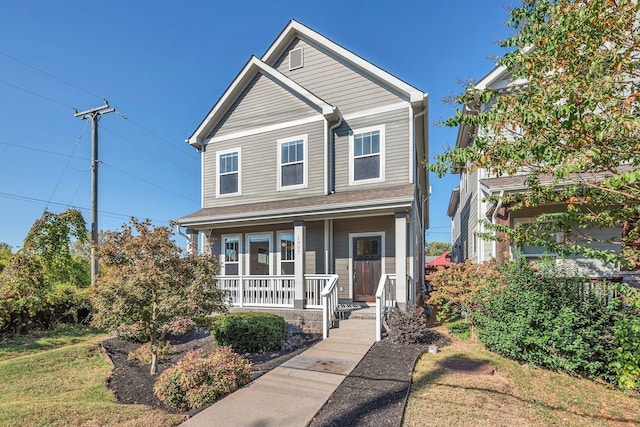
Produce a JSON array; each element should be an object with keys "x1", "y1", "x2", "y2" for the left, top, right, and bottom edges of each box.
[{"x1": 177, "y1": 20, "x2": 428, "y2": 338}]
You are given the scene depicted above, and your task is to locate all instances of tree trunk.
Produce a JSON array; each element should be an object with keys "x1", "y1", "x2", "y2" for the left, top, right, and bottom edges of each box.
[{"x1": 150, "y1": 342, "x2": 158, "y2": 375}]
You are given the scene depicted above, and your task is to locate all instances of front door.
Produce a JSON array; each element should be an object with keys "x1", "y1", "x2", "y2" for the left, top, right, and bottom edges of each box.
[{"x1": 353, "y1": 236, "x2": 382, "y2": 302}]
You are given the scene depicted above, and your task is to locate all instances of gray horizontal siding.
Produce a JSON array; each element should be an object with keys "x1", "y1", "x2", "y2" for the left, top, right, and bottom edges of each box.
[
  {"x1": 334, "y1": 108, "x2": 410, "y2": 193},
  {"x1": 333, "y1": 216, "x2": 395, "y2": 300},
  {"x1": 273, "y1": 38, "x2": 406, "y2": 115},
  {"x1": 208, "y1": 73, "x2": 319, "y2": 139},
  {"x1": 203, "y1": 120, "x2": 325, "y2": 208}
]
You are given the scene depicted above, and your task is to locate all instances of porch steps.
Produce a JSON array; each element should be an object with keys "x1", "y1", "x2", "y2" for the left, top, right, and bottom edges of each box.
[
  {"x1": 336, "y1": 303, "x2": 377, "y2": 320},
  {"x1": 181, "y1": 318, "x2": 376, "y2": 427}
]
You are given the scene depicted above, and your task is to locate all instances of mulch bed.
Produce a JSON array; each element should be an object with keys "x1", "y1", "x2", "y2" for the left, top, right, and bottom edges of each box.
[
  {"x1": 101, "y1": 331, "x2": 321, "y2": 412},
  {"x1": 308, "y1": 331, "x2": 449, "y2": 427}
]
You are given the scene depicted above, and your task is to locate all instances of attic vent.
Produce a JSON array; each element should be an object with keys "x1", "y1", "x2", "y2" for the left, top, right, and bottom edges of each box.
[{"x1": 289, "y1": 47, "x2": 304, "y2": 70}]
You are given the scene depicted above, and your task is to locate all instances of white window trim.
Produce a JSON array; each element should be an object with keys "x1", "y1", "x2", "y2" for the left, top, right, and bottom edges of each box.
[
  {"x1": 245, "y1": 232, "x2": 273, "y2": 276},
  {"x1": 348, "y1": 231, "x2": 386, "y2": 300},
  {"x1": 220, "y1": 234, "x2": 242, "y2": 276},
  {"x1": 349, "y1": 124, "x2": 385, "y2": 186},
  {"x1": 277, "y1": 230, "x2": 295, "y2": 275},
  {"x1": 216, "y1": 147, "x2": 241, "y2": 198},
  {"x1": 277, "y1": 134, "x2": 308, "y2": 191}
]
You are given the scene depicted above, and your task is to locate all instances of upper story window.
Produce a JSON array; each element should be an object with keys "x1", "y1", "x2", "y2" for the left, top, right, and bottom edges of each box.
[
  {"x1": 217, "y1": 148, "x2": 241, "y2": 196},
  {"x1": 278, "y1": 135, "x2": 307, "y2": 190},
  {"x1": 349, "y1": 125, "x2": 385, "y2": 185}
]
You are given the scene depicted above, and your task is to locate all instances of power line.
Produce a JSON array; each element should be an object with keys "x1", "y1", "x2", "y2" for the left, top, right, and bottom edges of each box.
[
  {"x1": 101, "y1": 162, "x2": 199, "y2": 203},
  {"x1": 0, "y1": 139, "x2": 89, "y2": 160},
  {"x1": 46, "y1": 121, "x2": 89, "y2": 210},
  {"x1": 1, "y1": 138, "x2": 198, "y2": 202},
  {"x1": 0, "y1": 78, "x2": 74, "y2": 109},
  {"x1": 0, "y1": 49, "x2": 104, "y2": 100},
  {"x1": 112, "y1": 110, "x2": 198, "y2": 160},
  {"x1": 0, "y1": 191, "x2": 169, "y2": 224},
  {"x1": 101, "y1": 126, "x2": 198, "y2": 176}
]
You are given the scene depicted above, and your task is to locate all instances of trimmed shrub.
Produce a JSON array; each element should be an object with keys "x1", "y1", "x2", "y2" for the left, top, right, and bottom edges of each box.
[
  {"x1": 209, "y1": 312, "x2": 286, "y2": 353},
  {"x1": 154, "y1": 346, "x2": 252, "y2": 411},
  {"x1": 473, "y1": 259, "x2": 624, "y2": 380}
]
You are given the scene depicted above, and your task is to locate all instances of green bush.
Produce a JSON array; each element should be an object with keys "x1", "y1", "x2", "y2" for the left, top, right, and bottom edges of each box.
[
  {"x1": 209, "y1": 312, "x2": 286, "y2": 353},
  {"x1": 610, "y1": 284, "x2": 640, "y2": 391},
  {"x1": 154, "y1": 347, "x2": 251, "y2": 411},
  {"x1": 473, "y1": 259, "x2": 624, "y2": 380}
]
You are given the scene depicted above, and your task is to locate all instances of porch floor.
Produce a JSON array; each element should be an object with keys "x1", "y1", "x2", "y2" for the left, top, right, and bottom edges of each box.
[{"x1": 181, "y1": 318, "x2": 376, "y2": 427}]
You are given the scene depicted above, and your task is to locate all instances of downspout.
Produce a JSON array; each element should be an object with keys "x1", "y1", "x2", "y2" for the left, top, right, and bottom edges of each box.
[
  {"x1": 328, "y1": 109, "x2": 343, "y2": 194},
  {"x1": 491, "y1": 190, "x2": 505, "y2": 259}
]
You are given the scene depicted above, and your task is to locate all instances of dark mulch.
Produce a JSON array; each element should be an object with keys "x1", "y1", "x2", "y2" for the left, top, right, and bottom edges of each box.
[
  {"x1": 101, "y1": 331, "x2": 321, "y2": 412},
  {"x1": 308, "y1": 332, "x2": 449, "y2": 427}
]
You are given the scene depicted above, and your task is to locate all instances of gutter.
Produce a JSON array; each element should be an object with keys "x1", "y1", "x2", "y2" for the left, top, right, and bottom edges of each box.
[{"x1": 491, "y1": 190, "x2": 505, "y2": 258}]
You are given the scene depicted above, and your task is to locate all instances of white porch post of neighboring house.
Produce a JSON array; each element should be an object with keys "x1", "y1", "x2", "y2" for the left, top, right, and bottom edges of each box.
[
  {"x1": 294, "y1": 220, "x2": 306, "y2": 309},
  {"x1": 395, "y1": 212, "x2": 408, "y2": 308},
  {"x1": 186, "y1": 229, "x2": 199, "y2": 255}
]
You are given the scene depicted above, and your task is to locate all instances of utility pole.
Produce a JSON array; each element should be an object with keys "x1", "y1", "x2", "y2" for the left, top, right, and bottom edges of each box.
[{"x1": 74, "y1": 100, "x2": 115, "y2": 287}]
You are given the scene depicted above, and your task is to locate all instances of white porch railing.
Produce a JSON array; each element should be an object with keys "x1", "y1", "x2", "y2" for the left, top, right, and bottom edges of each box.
[
  {"x1": 217, "y1": 275, "x2": 338, "y2": 310},
  {"x1": 375, "y1": 274, "x2": 397, "y2": 341},
  {"x1": 320, "y1": 274, "x2": 340, "y2": 339}
]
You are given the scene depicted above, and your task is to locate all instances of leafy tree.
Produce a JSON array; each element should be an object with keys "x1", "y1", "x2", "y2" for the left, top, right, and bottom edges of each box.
[
  {"x1": 425, "y1": 241, "x2": 452, "y2": 256},
  {"x1": 0, "y1": 243, "x2": 12, "y2": 274},
  {"x1": 432, "y1": 0, "x2": 640, "y2": 268},
  {"x1": 90, "y1": 218, "x2": 227, "y2": 374},
  {"x1": 0, "y1": 210, "x2": 90, "y2": 334}
]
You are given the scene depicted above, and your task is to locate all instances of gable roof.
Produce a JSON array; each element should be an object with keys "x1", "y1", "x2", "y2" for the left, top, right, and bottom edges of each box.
[
  {"x1": 261, "y1": 20, "x2": 425, "y2": 106},
  {"x1": 187, "y1": 56, "x2": 338, "y2": 150}
]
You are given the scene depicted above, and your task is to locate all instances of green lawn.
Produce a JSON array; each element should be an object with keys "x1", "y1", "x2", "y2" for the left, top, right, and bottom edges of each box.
[{"x1": 0, "y1": 327, "x2": 182, "y2": 427}]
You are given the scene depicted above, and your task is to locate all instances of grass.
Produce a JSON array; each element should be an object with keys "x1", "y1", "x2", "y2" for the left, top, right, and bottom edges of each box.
[
  {"x1": 403, "y1": 326, "x2": 640, "y2": 426},
  {"x1": 0, "y1": 324, "x2": 103, "y2": 359},
  {"x1": 0, "y1": 327, "x2": 182, "y2": 427}
]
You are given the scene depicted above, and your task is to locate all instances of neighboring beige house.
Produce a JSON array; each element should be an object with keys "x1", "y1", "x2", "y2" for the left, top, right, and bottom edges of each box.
[
  {"x1": 177, "y1": 20, "x2": 429, "y2": 339},
  {"x1": 448, "y1": 64, "x2": 625, "y2": 279}
]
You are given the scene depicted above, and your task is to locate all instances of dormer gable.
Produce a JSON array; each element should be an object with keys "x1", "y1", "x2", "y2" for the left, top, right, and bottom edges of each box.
[{"x1": 188, "y1": 56, "x2": 338, "y2": 150}]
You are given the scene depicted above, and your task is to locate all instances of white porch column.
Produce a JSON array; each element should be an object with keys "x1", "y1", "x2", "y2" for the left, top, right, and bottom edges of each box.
[
  {"x1": 294, "y1": 220, "x2": 306, "y2": 309},
  {"x1": 395, "y1": 212, "x2": 408, "y2": 308},
  {"x1": 186, "y1": 229, "x2": 199, "y2": 255}
]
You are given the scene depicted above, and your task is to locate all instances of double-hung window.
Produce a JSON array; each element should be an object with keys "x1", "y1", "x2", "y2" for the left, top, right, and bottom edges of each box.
[
  {"x1": 217, "y1": 148, "x2": 240, "y2": 196},
  {"x1": 350, "y1": 125, "x2": 385, "y2": 184},
  {"x1": 278, "y1": 135, "x2": 307, "y2": 190}
]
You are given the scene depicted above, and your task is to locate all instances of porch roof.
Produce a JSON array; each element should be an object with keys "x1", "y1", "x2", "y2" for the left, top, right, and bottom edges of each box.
[
  {"x1": 480, "y1": 167, "x2": 632, "y2": 194},
  {"x1": 177, "y1": 184, "x2": 415, "y2": 228}
]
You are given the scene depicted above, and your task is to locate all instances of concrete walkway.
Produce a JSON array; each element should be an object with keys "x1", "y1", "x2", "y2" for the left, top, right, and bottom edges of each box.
[{"x1": 181, "y1": 318, "x2": 375, "y2": 427}]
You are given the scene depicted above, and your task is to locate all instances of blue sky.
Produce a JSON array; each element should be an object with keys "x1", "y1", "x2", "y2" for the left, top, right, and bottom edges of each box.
[{"x1": 0, "y1": 1, "x2": 513, "y2": 250}]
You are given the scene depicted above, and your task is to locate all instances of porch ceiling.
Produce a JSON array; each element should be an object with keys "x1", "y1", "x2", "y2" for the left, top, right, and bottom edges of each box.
[{"x1": 177, "y1": 184, "x2": 415, "y2": 228}]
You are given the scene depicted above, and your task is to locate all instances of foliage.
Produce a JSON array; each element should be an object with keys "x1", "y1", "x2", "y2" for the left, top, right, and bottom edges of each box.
[
  {"x1": 425, "y1": 241, "x2": 452, "y2": 256},
  {"x1": 209, "y1": 312, "x2": 286, "y2": 353},
  {"x1": 432, "y1": 0, "x2": 640, "y2": 268},
  {"x1": 386, "y1": 306, "x2": 437, "y2": 344},
  {"x1": 610, "y1": 283, "x2": 640, "y2": 391},
  {"x1": 0, "y1": 210, "x2": 91, "y2": 335},
  {"x1": 153, "y1": 347, "x2": 252, "y2": 412},
  {"x1": 0, "y1": 243, "x2": 12, "y2": 274},
  {"x1": 427, "y1": 260, "x2": 503, "y2": 337},
  {"x1": 127, "y1": 340, "x2": 177, "y2": 365},
  {"x1": 90, "y1": 218, "x2": 227, "y2": 374},
  {"x1": 473, "y1": 259, "x2": 626, "y2": 380},
  {"x1": 444, "y1": 318, "x2": 471, "y2": 340}
]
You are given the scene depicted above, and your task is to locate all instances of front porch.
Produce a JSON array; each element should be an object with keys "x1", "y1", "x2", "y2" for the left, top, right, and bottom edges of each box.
[{"x1": 215, "y1": 273, "x2": 399, "y2": 341}]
